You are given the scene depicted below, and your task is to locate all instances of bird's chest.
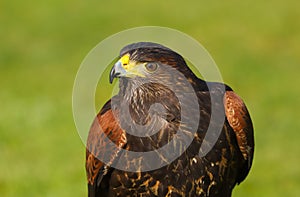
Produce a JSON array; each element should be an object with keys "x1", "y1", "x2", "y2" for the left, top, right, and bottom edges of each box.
[
  {"x1": 108, "y1": 154, "x2": 224, "y2": 197},
  {"x1": 108, "y1": 125, "x2": 240, "y2": 197}
]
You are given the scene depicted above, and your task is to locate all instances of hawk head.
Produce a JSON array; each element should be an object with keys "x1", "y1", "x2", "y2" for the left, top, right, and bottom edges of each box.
[{"x1": 109, "y1": 42, "x2": 199, "y2": 86}]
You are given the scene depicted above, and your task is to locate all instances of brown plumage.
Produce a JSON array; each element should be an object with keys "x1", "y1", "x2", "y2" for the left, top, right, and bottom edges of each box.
[{"x1": 86, "y1": 42, "x2": 254, "y2": 197}]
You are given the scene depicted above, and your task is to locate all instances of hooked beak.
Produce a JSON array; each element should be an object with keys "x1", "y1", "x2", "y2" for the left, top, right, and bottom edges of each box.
[{"x1": 109, "y1": 60, "x2": 127, "y2": 84}]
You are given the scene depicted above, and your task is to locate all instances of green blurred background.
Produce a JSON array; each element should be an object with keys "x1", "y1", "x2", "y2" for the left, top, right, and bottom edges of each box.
[{"x1": 1, "y1": 0, "x2": 299, "y2": 196}]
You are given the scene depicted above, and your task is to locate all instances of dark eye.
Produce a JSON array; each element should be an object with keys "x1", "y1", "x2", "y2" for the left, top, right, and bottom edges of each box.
[{"x1": 145, "y1": 62, "x2": 158, "y2": 72}]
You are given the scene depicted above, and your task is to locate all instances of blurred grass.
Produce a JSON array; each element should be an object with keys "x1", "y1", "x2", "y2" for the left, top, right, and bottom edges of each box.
[{"x1": 1, "y1": 0, "x2": 300, "y2": 196}]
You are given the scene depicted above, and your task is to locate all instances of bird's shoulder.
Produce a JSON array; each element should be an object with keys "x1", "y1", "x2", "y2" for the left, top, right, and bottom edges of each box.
[{"x1": 196, "y1": 82, "x2": 254, "y2": 183}]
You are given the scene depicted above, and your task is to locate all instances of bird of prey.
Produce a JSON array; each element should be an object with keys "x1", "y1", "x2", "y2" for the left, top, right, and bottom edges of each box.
[{"x1": 86, "y1": 42, "x2": 254, "y2": 197}]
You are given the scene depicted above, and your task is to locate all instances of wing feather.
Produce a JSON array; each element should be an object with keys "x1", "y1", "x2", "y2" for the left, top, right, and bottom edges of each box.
[
  {"x1": 86, "y1": 99, "x2": 127, "y2": 196},
  {"x1": 223, "y1": 91, "x2": 254, "y2": 181}
]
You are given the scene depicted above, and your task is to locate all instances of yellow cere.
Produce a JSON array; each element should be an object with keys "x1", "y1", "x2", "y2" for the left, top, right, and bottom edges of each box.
[
  {"x1": 120, "y1": 54, "x2": 131, "y2": 69},
  {"x1": 120, "y1": 53, "x2": 145, "y2": 77}
]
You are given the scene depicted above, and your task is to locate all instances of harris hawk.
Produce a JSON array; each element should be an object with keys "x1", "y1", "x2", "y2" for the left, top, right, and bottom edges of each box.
[{"x1": 86, "y1": 42, "x2": 254, "y2": 197}]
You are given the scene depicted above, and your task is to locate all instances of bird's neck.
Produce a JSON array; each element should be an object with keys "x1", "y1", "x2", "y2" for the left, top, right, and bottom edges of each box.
[{"x1": 117, "y1": 80, "x2": 181, "y2": 150}]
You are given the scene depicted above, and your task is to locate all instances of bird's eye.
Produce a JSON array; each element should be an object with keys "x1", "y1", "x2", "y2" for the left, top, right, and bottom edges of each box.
[{"x1": 145, "y1": 62, "x2": 158, "y2": 72}]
